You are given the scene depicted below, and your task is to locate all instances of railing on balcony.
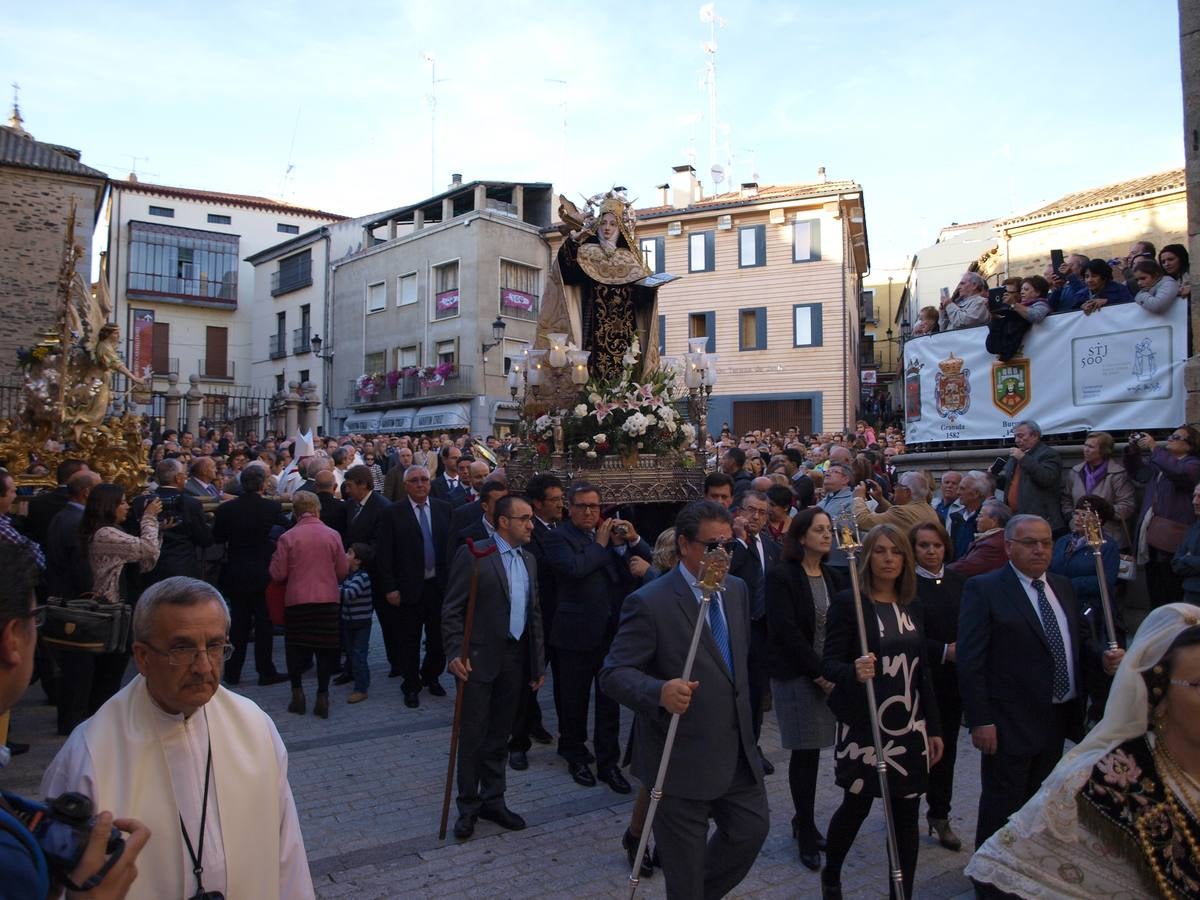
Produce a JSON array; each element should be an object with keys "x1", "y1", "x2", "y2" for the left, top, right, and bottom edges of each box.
[
  {"x1": 269, "y1": 333, "x2": 287, "y2": 360},
  {"x1": 293, "y1": 327, "x2": 311, "y2": 355},
  {"x1": 149, "y1": 358, "x2": 179, "y2": 377},
  {"x1": 346, "y1": 364, "x2": 474, "y2": 406},
  {"x1": 271, "y1": 257, "x2": 313, "y2": 296},
  {"x1": 198, "y1": 359, "x2": 235, "y2": 380}
]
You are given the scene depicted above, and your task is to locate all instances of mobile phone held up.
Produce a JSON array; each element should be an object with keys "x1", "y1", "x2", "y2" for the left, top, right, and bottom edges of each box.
[{"x1": 1050, "y1": 248, "x2": 1065, "y2": 274}]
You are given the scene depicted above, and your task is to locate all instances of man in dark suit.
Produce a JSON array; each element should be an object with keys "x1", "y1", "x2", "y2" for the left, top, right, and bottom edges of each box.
[
  {"x1": 376, "y1": 464, "x2": 451, "y2": 707},
  {"x1": 430, "y1": 444, "x2": 467, "y2": 508},
  {"x1": 996, "y1": 420, "x2": 1065, "y2": 534},
  {"x1": 184, "y1": 456, "x2": 225, "y2": 500},
  {"x1": 342, "y1": 464, "x2": 391, "y2": 671},
  {"x1": 782, "y1": 448, "x2": 815, "y2": 509},
  {"x1": 44, "y1": 470, "x2": 100, "y2": 600},
  {"x1": 507, "y1": 473, "x2": 563, "y2": 768},
  {"x1": 958, "y1": 513, "x2": 1122, "y2": 849},
  {"x1": 24, "y1": 458, "x2": 90, "y2": 551},
  {"x1": 128, "y1": 458, "x2": 213, "y2": 588},
  {"x1": 314, "y1": 470, "x2": 348, "y2": 539},
  {"x1": 212, "y1": 465, "x2": 290, "y2": 686},
  {"x1": 443, "y1": 495, "x2": 546, "y2": 839},
  {"x1": 730, "y1": 490, "x2": 781, "y2": 775},
  {"x1": 382, "y1": 446, "x2": 412, "y2": 502},
  {"x1": 543, "y1": 482, "x2": 651, "y2": 793},
  {"x1": 447, "y1": 481, "x2": 507, "y2": 559},
  {"x1": 600, "y1": 500, "x2": 768, "y2": 899}
]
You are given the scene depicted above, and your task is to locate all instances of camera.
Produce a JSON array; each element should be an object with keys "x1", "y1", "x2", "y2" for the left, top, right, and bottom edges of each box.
[
  {"x1": 612, "y1": 523, "x2": 629, "y2": 537},
  {"x1": 1, "y1": 791, "x2": 124, "y2": 883},
  {"x1": 155, "y1": 491, "x2": 182, "y2": 520}
]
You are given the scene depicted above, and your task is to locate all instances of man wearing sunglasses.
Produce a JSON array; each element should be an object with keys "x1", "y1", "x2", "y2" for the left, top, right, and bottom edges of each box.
[{"x1": 42, "y1": 576, "x2": 314, "y2": 899}]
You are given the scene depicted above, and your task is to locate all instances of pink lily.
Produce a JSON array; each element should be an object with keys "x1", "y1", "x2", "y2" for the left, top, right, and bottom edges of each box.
[{"x1": 593, "y1": 400, "x2": 614, "y2": 423}]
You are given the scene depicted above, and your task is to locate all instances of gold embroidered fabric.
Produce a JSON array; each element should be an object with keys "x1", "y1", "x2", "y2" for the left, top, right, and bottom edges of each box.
[
  {"x1": 576, "y1": 244, "x2": 647, "y2": 286},
  {"x1": 588, "y1": 284, "x2": 637, "y2": 382}
]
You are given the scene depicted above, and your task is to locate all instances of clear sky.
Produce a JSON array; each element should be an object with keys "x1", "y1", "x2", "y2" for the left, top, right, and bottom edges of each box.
[{"x1": 4, "y1": 0, "x2": 1185, "y2": 271}]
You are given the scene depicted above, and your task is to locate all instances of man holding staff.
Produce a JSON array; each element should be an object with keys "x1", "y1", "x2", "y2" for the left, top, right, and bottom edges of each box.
[
  {"x1": 600, "y1": 500, "x2": 768, "y2": 898},
  {"x1": 442, "y1": 495, "x2": 546, "y2": 840}
]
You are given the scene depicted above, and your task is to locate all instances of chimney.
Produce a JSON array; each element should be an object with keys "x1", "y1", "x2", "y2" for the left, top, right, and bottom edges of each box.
[
  {"x1": 739, "y1": 181, "x2": 758, "y2": 199},
  {"x1": 816, "y1": 166, "x2": 827, "y2": 183},
  {"x1": 449, "y1": 173, "x2": 462, "y2": 188},
  {"x1": 128, "y1": 172, "x2": 139, "y2": 184},
  {"x1": 671, "y1": 165, "x2": 700, "y2": 210},
  {"x1": 656, "y1": 183, "x2": 670, "y2": 206}
]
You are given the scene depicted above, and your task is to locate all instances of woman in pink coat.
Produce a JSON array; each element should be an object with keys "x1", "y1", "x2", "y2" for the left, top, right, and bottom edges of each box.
[{"x1": 270, "y1": 491, "x2": 348, "y2": 718}]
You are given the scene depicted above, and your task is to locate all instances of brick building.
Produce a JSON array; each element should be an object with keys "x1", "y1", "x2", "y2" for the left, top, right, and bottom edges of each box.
[{"x1": 0, "y1": 105, "x2": 107, "y2": 374}]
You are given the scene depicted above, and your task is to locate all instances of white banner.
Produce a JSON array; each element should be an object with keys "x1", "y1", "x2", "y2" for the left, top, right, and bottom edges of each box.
[{"x1": 903, "y1": 302, "x2": 1187, "y2": 444}]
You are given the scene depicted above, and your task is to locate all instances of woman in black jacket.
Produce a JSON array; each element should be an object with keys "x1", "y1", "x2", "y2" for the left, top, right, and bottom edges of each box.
[
  {"x1": 820, "y1": 523, "x2": 943, "y2": 900},
  {"x1": 909, "y1": 520, "x2": 967, "y2": 851},
  {"x1": 765, "y1": 508, "x2": 845, "y2": 871}
]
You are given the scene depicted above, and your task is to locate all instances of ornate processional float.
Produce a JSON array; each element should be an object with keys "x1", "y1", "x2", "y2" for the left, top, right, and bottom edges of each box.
[
  {"x1": 0, "y1": 199, "x2": 149, "y2": 494},
  {"x1": 505, "y1": 188, "x2": 713, "y2": 505}
]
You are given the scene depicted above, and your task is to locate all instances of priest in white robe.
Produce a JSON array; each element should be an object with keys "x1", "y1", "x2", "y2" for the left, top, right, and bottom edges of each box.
[{"x1": 41, "y1": 576, "x2": 314, "y2": 900}]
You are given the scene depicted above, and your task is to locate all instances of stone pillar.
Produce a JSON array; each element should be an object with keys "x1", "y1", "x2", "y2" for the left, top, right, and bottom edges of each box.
[
  {"x1": 284, "y1": 382, "x2": 301, "y2": 437},
  {"x1": 299, "y1": 381, "x2": 320, "y2": 433},
  {"x1": 473, "y1": 184, "x2": 487, "y2": 212},
  {"x1": 185, "y1": 376, "x2": 203, "y2": 436},
  {"x1": 512, "y1": 184, "x2": 524, "y2": 221},
  {"x1": 442, "y1": 197, "x2": 454, "y2": 221},
  {"x1": 413, "y1": 209, "x2": 425, "y2": 231},
  {"x1": 1181, "y1": 0, "x2": 1200, "y2": 421},
  {"x1": 164, "y1": 374, "x2": 181, "y2": 432},
  {"x1": 388, "y1": 218, "x2": 398, "y2": 241}
]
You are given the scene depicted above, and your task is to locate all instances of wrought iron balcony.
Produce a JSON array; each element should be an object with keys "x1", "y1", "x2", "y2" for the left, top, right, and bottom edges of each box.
[
  {"x1": 269, "y1": 333, "x2": 287, "y2": 359},
  {"x1": 346, "y1": 364, "x2": 474, "y2": 407},
  {"x1": 293, "y1": 327, "x2": 311, "y2": 354}
]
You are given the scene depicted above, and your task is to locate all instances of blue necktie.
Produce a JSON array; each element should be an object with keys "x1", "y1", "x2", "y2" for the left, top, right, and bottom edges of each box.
[
  {"x1": 1033, "y1": 579, "x2": 1070, "y2": 701},
  {"x1": 418, "y1": 503, "x2": 435, "y2": 573},
  {"x1": 707, "y1": 595, "x2": 734, "y2": 676},
  {"x1": 506, "y1": 549, "x2": 527, "y2": 639}
]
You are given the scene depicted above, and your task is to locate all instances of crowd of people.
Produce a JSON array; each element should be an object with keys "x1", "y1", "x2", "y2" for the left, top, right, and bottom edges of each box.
[{"x1": 1, "y1": 410, "x2": 1199, "y2": 898}]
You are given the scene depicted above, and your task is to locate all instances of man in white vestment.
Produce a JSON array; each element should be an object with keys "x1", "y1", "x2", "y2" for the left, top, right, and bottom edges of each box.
[{"x1": 41, "y1": 576, "x2": 314, "y2": 900}]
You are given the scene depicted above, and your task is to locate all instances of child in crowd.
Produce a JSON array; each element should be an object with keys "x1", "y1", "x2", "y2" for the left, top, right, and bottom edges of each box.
[{"x1": 339, "y1": 542, "x2": 374, "y2": 703}]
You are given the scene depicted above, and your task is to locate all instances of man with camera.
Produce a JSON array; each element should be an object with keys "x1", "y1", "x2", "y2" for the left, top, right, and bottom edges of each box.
[
  {"x1": 42, "y1": 576, "x2": 314, "y2": 899},
  {"x1": 0, "y1": 542, "x2": 149, "y2": 899},
  {"x1": 127, "y1": 459, "x2": 213, "y2": 589},
  {"x1": 939, "y1": 272, "x2": 991, "y2": 331}
]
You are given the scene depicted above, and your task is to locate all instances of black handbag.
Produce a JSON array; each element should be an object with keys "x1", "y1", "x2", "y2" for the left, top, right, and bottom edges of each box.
[{"x1": 42, "y1": 595, "x2": 132, "y2": 654}]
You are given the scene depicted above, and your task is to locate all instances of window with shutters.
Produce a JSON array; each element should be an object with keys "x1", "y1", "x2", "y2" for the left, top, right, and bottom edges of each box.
[
  {"x1": 793, "y1": 303, "x2": 824, "y2": 347},
  {"x1": 688, "y1": 231, "x2": 714, "y2": 273},
  {"x1": 151, "y1": 322, "x2": 170, "y2": 373},
  {"x1": 366, "y1": 281, "x2": 385, "y2": 313},
  {"x1": 363, "y1": 351, "x2": 386, "y2": 375},
  {"x1": 435, "y1": 338, "x2": 458, "y2": 365},
  {"x1": 499, "y1": 259, "x2": 540, "y2": 321},
  {"x1": 793, "y1": 218, "x2": 822, "y2": 263},
  {"x1": 272, "y1": 249, "x2": 312, "y2": 296},
  {"x1": 739, "y1": 307, "x2": 767, "y2": 351},
  {"x1": 688, "y1": 311, "x2": 716, "y2": 353},
  {"x1": 398, "y1": 272, "x2": 418, "y2": 306},
  {"x1": 433, "y1": 261, "x2": 459, "y2": 320},
  {"x1": 738, "y1": 225, "x2": 766, "y2": 268},
  {"x1": 861, "y1": 289, "x2": 876, "y2": 323},
  {"x1": 203, "y1": 326, "x2": 230, "y2": 379},
  {"x1": 658, "y1": 314, "x2": 665, "y2": 355},
  {"x1": 640, "y1": 237, "x2": 665, "y2": 275}
]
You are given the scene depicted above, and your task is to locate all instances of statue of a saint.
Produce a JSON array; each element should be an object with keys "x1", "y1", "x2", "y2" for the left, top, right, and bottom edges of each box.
[
  {"x1": 65, "y1": 323, "x2": 145, "y2": 440},
  {"x1": 538, "y1": 189, "x2": 664, "y2": 382}
]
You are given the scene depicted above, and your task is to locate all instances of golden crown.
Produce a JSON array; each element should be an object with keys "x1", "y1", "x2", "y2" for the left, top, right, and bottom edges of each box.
[{"x1": 938, "y1": 353, "x2": 965, "y2": 375}]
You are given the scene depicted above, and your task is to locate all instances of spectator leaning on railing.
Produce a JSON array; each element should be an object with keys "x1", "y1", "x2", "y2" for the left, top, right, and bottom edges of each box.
[
  {"x1": 1048, "y1": 253, "x2": 1090, "y2": 312},
  {"x1": 1129, "y1": 259, "x2": 1180, "y2": 314},
  {"x1": 1080, "y1": 259, "x2": 1133, "y2": 314},
  {"x1": 939, "y1": 272, "x2": 991, "y2": 331},
  {"x1": 1159, "y1": 243, "x2": 1190, "y2": 299}
]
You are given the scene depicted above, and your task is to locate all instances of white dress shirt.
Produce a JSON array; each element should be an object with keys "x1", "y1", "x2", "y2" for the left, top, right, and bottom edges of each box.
[{"x1": 1010, "y1": 564, "x2": 1077, "y2": 701}]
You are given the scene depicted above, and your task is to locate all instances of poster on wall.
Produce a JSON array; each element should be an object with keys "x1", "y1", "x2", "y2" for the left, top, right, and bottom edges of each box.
[
  {"x1": 130, "y1": 308, "x2": 155, "y2": 376},
  {"x1": 903, "y1": 302, "x2": 1187, "y2": 444}
]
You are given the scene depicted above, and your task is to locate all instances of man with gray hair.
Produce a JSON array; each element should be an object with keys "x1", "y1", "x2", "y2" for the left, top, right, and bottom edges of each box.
[
  {"x1": 939, "y1": 271, "x2": 991, "y2": 331},
  {"x1": 852, "y1": 469, "x2": 939, "y2": 532},
  {"x1": 42, "y1": 577, "x2": 315, "y2": 899},
  {"x1": 949, "y1": 500, "x2": 1011, "y2": 578},
  {"x1": 128, "y1": 458, "x2": 213, "y2": 588},
  {"x1": 996, "y1": 420, "x2": 1064, "y2": 532},
  {"x1": 949, "y1": 470, "x2": 987, "y2": 560}
]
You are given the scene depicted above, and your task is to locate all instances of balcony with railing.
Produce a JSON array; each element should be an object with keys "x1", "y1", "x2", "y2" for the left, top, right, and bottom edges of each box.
[
  {"x1": 150, "y1": 358, "x2": 179, "y2": 377},
  {"x1": 269, "y1": 333, "x2": 287, "y2": 360},
  {"x1": 271, "y1": 256, "x2": 313, "y2": 296},
  {"x1": 346, "y1": 364, "x2": 474, "y2": 407},
  {"x1": 293, "y1": 327, "x2": 311, "y2": 355},
  {"x1": 198, "y1": 359, "x2": 235, "y2": 381}
]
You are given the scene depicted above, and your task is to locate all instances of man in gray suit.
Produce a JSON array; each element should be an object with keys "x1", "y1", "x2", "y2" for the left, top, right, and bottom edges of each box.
[
  {"x1": 443, "y1": 495, "x2": 546, "y2": 840},
  {"x1": 600, "y1": 500, "x2": 768, "y2": 899}
]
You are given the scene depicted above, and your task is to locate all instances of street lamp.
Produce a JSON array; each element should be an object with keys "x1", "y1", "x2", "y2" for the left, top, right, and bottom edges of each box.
[
  {"x1": 309, "y1": 333, "x2": 334, "y2": 361},
  {"x1": 481, "y1": 316, "x2": 506, "y2": 358}
]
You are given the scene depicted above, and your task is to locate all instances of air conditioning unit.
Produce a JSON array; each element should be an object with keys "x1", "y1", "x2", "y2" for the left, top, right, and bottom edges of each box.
[
  {"x1": 769, "y1": 209, "x2": 785, "y2": 225},
  {"x1": 667, "y1": 221, "x2": 682, "y2": 236},
  {"x1": 717, "y1": 214, "x2": 732, "y2": 230}
]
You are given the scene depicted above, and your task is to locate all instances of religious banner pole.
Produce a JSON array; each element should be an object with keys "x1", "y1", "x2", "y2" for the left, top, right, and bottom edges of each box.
[{"x1": 1082, "y1": 505, "x2": 1120, "y2": 652}]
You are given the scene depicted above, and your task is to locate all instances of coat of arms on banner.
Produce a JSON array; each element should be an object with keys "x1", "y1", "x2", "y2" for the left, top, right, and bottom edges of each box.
[
  {"x1": 992, "y1": 358, "x2": 1031, "y2": 415},
  {"x1": 905, "y1": 358, "x2": 924, "y2": 423},
  {"x1": 935, "y1": 353, "x2": 970, "y2": 421}
]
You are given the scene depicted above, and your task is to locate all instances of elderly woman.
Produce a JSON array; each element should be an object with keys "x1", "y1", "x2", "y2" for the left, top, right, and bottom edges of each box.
[
  {"x1": 766, "y1": 508, "x2": 844, "y2": 871},
  {"x1": 1080, "y1": 259, "x2": 1133, "y2": 314},
  {"x1": 821, "y1": 524, "x2": 943, "y2": 900},
  {"x1": 1126, "y1": 426, "x2": 1200, "y2": 608},
  {"x1": 966, "y1": 604, "x2": 1197, "y2": 899},
  {"x1": 1062, "y1": 431, "x2": 1135, "y2": 547},
  {"x1": 269, "y1": 490, "x2": 348, "y2": 719}
]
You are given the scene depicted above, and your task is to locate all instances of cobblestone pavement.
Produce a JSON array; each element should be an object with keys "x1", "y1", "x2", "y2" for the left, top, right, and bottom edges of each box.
[{"x1": 3, "y1": 635, "x2": 979, "y2": 899}]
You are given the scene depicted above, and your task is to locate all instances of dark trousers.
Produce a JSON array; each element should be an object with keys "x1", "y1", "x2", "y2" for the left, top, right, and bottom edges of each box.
[
  {"x1": 787, "y1": 748, "x2": 821, "y2": 840},
  {"x1": 456, "y1": 636, "x2": 527, "y2": 817},
  {"x1": 974, "y1": 702, "x2": 1072, "y2": 848},
  {"x1": 554, "y1": 645, "x2": 619, "y2": 769},
  {"x1": 398, "y1": 579, "x2": 444, "y2": 693},
  {"x1": 286, "y1": 644, "x2": 338, "y2": 693},
  {"x1": 226, "y1": 589, "x2": 279, "y2": 682},
  {"x1": 507, "y1": 678, "x2": 546, "y2": 753},
  {"x1": 374, "y1": 593, "x2": 403, "y2": 671},
  {"x1": 1147, "y1": 557, "x2": 1185, "y2": 610},
  {"x1": 651, "y1": 753, "x2": 769, "y2": 900},
  {"x1": 926, "y1": 683, "x2": 962, "y2": 820},
  {"x1": 57, "y1": 650, "x2": 128, "y2": 735},
  {"x1": 825, "y1": 789, "x2": 920, "y2": 900},
  {"x1": 748, "y1": 617, "x2": 768, "y2": 741}
]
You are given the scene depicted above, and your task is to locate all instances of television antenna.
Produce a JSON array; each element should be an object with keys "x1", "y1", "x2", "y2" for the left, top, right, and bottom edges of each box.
[
  {"x1": 280, "y1": 107, "x2": 301, "y2": 200},
  {"x1": 544, "y1": 78, "x2": 568, "y2": 193},
  {"x1": 699, "y1": 3, "x2": 726, "y2": 186},
  {"x1": 424, "y1": 51, "x2": 452, "y2": 195}
]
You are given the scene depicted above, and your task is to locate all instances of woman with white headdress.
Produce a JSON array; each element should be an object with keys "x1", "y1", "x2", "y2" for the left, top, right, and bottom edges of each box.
[{"x1": 967, "y1": 603, "x2": 1200, "y2": 898}]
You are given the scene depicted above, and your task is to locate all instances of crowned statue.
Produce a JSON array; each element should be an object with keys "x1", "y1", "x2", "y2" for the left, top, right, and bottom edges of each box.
[{"x1": 537, "y1": 188, "x2": 666, "y2": 383}]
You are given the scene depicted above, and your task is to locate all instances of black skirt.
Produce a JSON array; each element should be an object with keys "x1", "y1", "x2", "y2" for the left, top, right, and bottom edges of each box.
[{"x1": 284, "y1": 602, "x2": 340, "y2": 650}]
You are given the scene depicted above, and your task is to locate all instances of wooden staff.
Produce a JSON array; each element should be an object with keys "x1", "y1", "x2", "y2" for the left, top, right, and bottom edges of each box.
[
  {"x1": 1082, "y1": 505, "x2": 1120, "y2": 651},
  {"x1": 438, "y1": 538, "x2": 498, "y2": 840}
]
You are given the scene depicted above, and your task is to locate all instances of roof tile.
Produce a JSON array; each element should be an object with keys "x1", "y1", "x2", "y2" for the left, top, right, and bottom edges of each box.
[
  {"x1": 0, "y1": 127, "x2": 106, "y2": 180},
  {"x1": 115, "y1": 179, "x2": 347, "y2": 221},
  {"x1": 1001, "y1": 169, "x2": 1185, "y2": 225}
]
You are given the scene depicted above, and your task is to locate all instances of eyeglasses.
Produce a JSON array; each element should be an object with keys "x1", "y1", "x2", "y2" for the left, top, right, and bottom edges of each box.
[
  {"x1": 571, "y1": 503, "x2": 601, "y2": 511},
  {"x1": 142, "y1": 642, "x2": 234, "y2": 667},
  {"x1": 1008, "y1": 538, "x2": 1053, "y2": 548},
  {"x1": 703, "y1": 540, "x2": 740, "y2": 554}
]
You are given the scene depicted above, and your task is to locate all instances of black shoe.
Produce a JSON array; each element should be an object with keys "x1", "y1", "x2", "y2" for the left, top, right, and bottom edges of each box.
[
  {"x1": 820, "y1": 870, "x2": 842, "y2": 900},
  {"x1": 569, "y1": 761, "x2": 596, "y2": 787},
  {"x1": 453, "y1": 814, "x2": 476, "y2": 839},
  {"x1": 598, "y1": 766, "x2": 632, "y2": 795},
  {"x1": 509, "y1": 751, "x2": 529, "y2": 771},
  {"x1": 5, "y1": 742, "x2": 28, "y2": 757},
  {"x1": 425, "y1": 680, "x2": 447, "y2": 698},
  {"x1": 530, "y1": 725, "x2": 554, "y2": 745},
  {"x1": 479, "y1": 805, "x2": 526, "y2": 831},
  {"x1": 403, "y1": 691, "x2": 420, "y2": 708},
  {"x1": 389, "y1": 668, "x2": 402, "y2": 678},
  {"x1": 332, "y1": 672, "x2": 354, "y2": 686},
  {"x1": 758, "y1": 746, "x2": 775, "y2": 776},
  {"x1": 799, "y1": 844, "x2": 821, "y2": 871},
  {"x1": 258, "y1": 672, "x2": 289, "y2": 687},
  {"x1": 622, "y1": 828, "x2": 654, "y2": 877}
]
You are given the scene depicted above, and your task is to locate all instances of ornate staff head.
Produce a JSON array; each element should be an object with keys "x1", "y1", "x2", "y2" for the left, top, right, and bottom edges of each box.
[
  {"x1": 835, "y1": 509, "x2": 862, "y2": 558},
  {"x1": 694, "y1": 545, "x2": 731, "y2": 598},
  {"x1": 1081, "y1": 501, "x2": 1105, "y2": 549}
]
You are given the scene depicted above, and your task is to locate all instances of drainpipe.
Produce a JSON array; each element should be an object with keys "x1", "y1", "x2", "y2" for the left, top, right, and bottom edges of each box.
[
  {"x1": 320, "y1": 228, "x2": 332, "y2": 435},
  {"x1": 840, "y1": 196, "x2": 850, "y2": 429}
]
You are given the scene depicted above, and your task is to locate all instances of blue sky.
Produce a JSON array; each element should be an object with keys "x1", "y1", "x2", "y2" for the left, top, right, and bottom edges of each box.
[{"x1": 4, "y1": 0, "x2": 1184, "y2": 270}]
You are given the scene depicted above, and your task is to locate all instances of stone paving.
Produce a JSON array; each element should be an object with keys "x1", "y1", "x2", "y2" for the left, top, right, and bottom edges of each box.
[{"x1": 3, "y1": 634, "x2": 979, "y2": 899}]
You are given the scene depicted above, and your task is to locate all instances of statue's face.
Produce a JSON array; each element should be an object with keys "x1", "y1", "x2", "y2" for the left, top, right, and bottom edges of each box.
[{"x1": 598, "y1": 212, "x2": 619, "y2": 244}]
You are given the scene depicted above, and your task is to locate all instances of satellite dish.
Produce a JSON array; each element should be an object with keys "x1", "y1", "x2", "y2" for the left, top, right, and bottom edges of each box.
[{"x1": 711, "y1": 164, "x2": 725, "y2": 184}]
